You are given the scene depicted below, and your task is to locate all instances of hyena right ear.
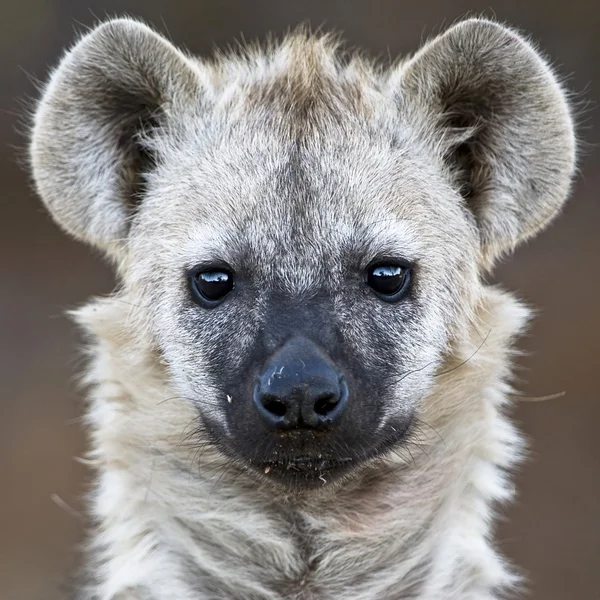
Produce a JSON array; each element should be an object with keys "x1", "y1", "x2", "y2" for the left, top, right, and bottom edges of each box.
[{"x1": 30, "y1": 18, "x2": 202, "y2": 260}]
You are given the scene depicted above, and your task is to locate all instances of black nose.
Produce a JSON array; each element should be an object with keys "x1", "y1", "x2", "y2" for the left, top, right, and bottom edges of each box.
[{"x1": 253, "y1": 336, "x2": 348, "y2": 430}]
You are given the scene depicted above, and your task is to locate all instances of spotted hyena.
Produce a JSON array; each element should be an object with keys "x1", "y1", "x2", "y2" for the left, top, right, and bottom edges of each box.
[{"x1": 30, "y1": 16, "x2": 575, "y2": 600}]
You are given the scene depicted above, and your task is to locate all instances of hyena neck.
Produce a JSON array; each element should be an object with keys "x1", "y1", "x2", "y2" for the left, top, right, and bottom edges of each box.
[{"x1": 76, "y1": 286, "x2": 527, "y2": 600}]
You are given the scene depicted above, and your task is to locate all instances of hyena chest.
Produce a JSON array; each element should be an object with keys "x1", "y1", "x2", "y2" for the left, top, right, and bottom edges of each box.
[
  {"x1": 179, "y1": 554, "x2": 427, "y2": 600},
  {"x1": 172, "y1": 522, "x2": 431, "y2": 600}
]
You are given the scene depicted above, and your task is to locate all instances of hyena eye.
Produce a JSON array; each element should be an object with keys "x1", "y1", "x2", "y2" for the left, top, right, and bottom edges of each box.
[
  {"x1": 366, "y1": 264, "x2": 411, "y2": 301},
  {"x1": 189, "y1": 268, "x2": 234, "y2": 306}
]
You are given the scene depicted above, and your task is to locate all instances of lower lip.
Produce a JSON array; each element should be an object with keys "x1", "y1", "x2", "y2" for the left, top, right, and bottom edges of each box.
[{"x1": 261, "y1": 457, "x2": 353, "y2": 477}]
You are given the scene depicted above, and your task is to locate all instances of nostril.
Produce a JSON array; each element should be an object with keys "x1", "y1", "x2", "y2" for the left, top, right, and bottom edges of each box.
[
  {"x1": 262, "y1": 396, "x2": 288, "y2": 418},
  {"x1": 314, "y1": 393, "x2": 340, "y2": 416}
]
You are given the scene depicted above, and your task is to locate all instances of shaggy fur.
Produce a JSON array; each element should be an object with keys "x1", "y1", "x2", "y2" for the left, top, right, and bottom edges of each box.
[{"x1": 29, "y1": 17, "x2": 575, "y2": 600}]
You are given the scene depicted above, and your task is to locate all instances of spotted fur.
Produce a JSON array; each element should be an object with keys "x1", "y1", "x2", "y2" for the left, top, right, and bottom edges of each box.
[{"x1": 30, "y1": 17, "x2": 575, "y2": 600}]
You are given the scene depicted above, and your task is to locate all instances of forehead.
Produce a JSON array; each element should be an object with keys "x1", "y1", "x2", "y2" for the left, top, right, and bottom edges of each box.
[
  {"x1": 136, "y1": 36, "x2": 476, "y2": 281},
  {"x1": 140, "y1": 133, "x2": 472, "y2": 290}
]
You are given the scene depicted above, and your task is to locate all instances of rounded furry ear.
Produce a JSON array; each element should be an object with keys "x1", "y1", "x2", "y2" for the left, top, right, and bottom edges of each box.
[
  {"x1": 30, "y1": 18, "x2": 202, "y2": 259},
  {"x1": 398, "y1": 19, "x2": 576, "y2": 267}
]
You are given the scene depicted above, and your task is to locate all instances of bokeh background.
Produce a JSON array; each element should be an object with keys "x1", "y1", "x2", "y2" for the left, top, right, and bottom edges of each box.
[{"x1": 1, "y1": 1, "x2": 598, "y2": 599}]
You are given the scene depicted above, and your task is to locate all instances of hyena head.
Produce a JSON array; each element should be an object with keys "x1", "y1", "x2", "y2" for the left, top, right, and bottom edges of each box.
[{"x1": 30, "y1": 18, "x2": 574, "y2": 490}]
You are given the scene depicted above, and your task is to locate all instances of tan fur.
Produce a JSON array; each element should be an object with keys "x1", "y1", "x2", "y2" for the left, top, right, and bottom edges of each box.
[
  {"x1": 73, "y1": 286, "x2": 527, "y2": 600},
  {"x1": 29, "y1": 17, "x2": 576, "y2": 600}
]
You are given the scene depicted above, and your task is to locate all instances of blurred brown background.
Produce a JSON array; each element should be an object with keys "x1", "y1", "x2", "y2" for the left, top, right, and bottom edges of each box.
[{"x1": 1, "y1": 1, "x2": 598, "y2": 599}]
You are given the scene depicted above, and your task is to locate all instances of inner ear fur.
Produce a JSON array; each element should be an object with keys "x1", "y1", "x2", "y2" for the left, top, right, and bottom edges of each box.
[
  {"x1": 399, "y1": 18, "x2": 576, "y2": 267},
  {"x1": 30, "y1": 18, "x2": 201, "y2": 259}
]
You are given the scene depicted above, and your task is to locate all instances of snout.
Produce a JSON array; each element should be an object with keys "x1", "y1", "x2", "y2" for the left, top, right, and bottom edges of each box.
[
  {"x1": 253, "y1": 336, "x2": 348, "y2": 430},
  {"x1": 209, "y1": 333, "x2": 415, "y2": 489}
]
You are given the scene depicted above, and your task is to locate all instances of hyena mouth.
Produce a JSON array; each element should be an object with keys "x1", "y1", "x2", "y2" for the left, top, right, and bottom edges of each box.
[
  {"x1": 263, "y1": 456, "x2": 354, "y2": 472},
  {"x1": 257, "y1": 456, "x2": 356, "y2": 484}
]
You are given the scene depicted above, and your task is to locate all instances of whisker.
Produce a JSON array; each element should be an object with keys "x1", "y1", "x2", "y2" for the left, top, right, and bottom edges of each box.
[
  {"x1": 412, "y1": 418, "x2": 446, "y2": 446},
  {"x1": 434, "y1": 329, "x2": 491, "y2": 378},
  {"x1": 157, "y1": 395, "x2": 222, "y2": 409},
  {"x1": 511, "y1": 391, "x2": 566, "y2": 403}
]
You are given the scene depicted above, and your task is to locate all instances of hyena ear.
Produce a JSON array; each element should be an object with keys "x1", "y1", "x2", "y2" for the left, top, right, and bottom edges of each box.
[
  {"x1": 398, "y1": 19, "x2": 576, "y2": 267},
  {"x1": 30, "y1": 18, "x2": 202, "y2": 259}
]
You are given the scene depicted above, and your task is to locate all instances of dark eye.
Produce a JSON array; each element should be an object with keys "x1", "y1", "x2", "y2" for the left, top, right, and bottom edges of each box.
[
  {"x1": 366, "y1": 264, "x2": 411, "y2": 301},
  {"x1": 189, "y1": 269, "x2": 234, "y2": 306}
]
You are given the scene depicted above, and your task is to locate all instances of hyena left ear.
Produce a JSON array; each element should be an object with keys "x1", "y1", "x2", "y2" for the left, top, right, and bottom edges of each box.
[
  {"x1": 30, "y1": 18, "x2": 203, "y2": 261},
  {"x1": 398, "y1": 19, "x2": 576, "y2": 267}
]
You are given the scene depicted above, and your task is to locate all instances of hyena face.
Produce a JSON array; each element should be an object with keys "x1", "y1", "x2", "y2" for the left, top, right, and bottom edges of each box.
[
  {"x1": 136, "y1": 120, "x2": 479, "y2": 486},
  {"x1": 30, "y1": 19, "x2": 574, "y2": 489}
]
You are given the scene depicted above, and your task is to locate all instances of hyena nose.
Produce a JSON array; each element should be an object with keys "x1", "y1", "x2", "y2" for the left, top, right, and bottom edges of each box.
[{"x1": 253, "y1": 337, "x2": 348, "y2": 430}]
